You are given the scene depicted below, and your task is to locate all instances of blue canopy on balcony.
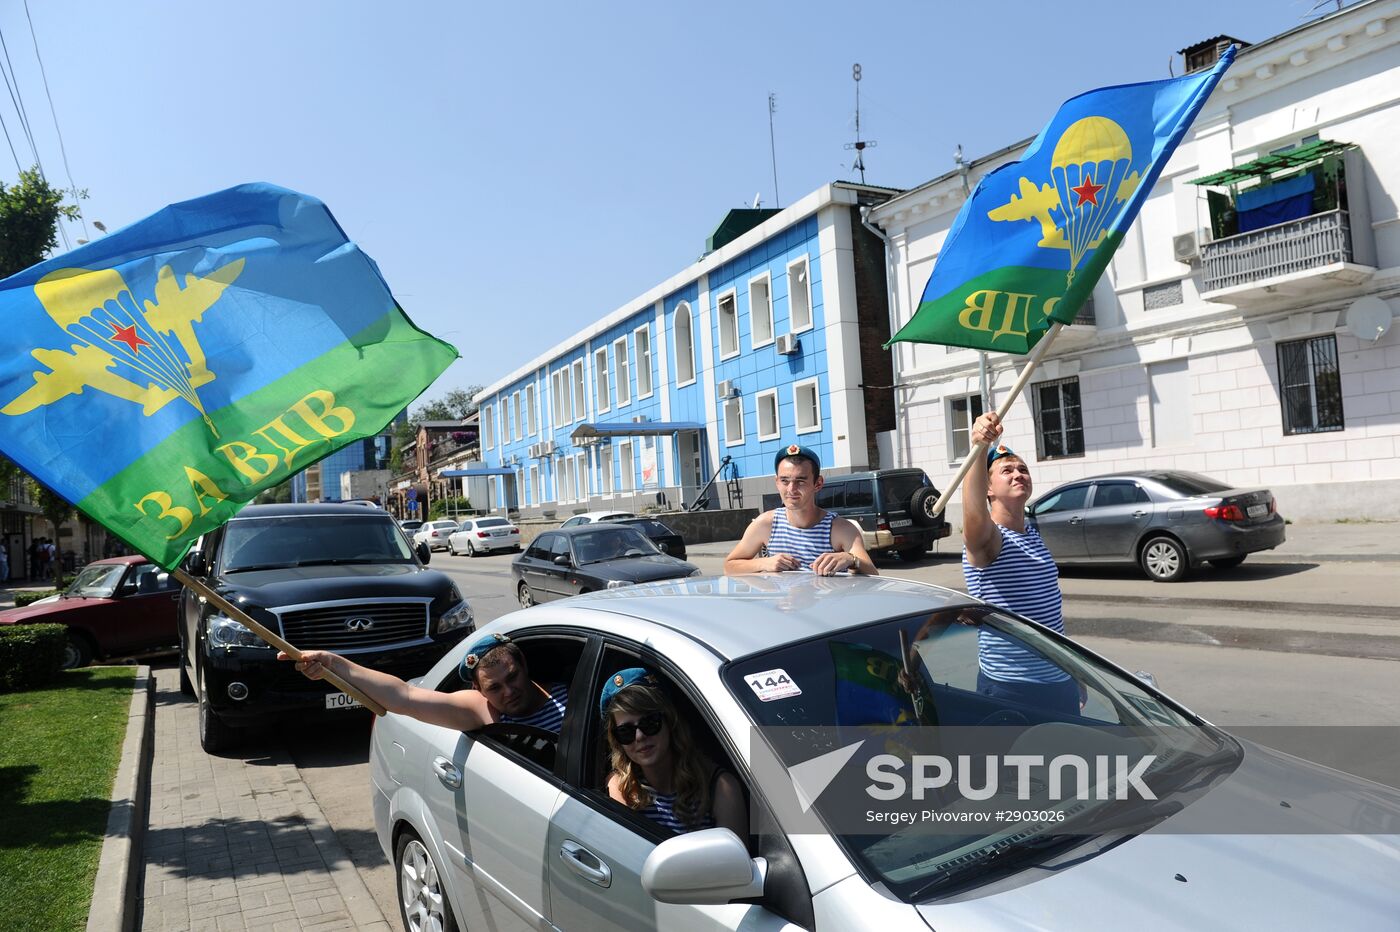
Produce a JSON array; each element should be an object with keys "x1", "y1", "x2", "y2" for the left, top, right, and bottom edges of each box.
[{"x1": 439, "y1": 467, "x2": 517, "y2": 477}]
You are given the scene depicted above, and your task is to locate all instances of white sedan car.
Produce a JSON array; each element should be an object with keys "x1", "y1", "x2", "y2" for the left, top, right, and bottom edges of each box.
[
  {"x1": 447, "y1": 517, "x2": 521, "y2": 556},
  {"x1": 559, "y1": 510, "x2": 636, "y2": 528},
  {"x1": 412, "y1": 519, "x2": 461, "y2": 552},
  {"x1": 371, "y1": 575, "x2": 1400, "y2": 931}
]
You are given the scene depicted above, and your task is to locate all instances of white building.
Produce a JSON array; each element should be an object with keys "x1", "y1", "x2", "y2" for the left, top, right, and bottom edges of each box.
[{"x1": 870, "y1": 0, "x2": 1400, "y2": 520}]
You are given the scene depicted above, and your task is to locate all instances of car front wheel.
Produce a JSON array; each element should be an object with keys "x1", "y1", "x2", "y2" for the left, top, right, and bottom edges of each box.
[
  {"x1": 1141, "y1": 536, "x2": 1188, "y2": 582},
  {"x1": 517, "y1": 582, "x2": 535, "y2": 608},
  {"x1": 397, "y1": 830, "x2": 458, "y2": 932},
  {"x1": 60, "y1": 632, "x2": 93, "y2": 670}
]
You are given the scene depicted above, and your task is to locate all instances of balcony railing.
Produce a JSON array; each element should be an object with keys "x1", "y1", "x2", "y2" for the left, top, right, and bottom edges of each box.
[{"x1": 1202, "y1": 209, "x2": 1353, "y2": 293}]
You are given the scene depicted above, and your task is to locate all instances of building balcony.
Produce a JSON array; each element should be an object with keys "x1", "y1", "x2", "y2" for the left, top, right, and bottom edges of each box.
[{"x1": 1200, "y1": 209, "x2": 1376, "y2": 306}]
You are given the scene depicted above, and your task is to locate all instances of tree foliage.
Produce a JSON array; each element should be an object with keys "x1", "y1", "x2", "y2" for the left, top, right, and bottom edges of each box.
[
  {"x1": 411, "y1": 385, "x2": 482, "y2": 425},
  {"x1": 0, "y1": 168, "x2": 82, "y2": 278}
]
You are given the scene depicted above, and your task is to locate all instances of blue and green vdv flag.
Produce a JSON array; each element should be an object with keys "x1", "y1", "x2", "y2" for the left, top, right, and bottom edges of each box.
[
  {"x1": 0, "y1": 183, "x2": 457, "y2": 568},
  {"x1": 888, "y1": 48, "x2": 1235, "y2": 354}
]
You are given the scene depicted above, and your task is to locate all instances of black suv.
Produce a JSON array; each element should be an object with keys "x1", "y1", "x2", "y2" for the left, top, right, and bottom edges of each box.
[
  {"x1": 767, "y1": 468, "x2": 951, "y2": 561},
  {"x1": 177, "y1": 504, "x2": 474, "y2": 752}
]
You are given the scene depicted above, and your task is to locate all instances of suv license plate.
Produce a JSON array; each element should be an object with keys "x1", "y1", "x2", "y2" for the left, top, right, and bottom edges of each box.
[
  {"x1": 326, "y1": 692, "x2": 363, "y2": 711},
  {"x1": 1247, "y1": 503, "x2": 1267, "y2": 518},
  {"x1": 890, "y1": 519, "x2": 913, "y2": 528}
]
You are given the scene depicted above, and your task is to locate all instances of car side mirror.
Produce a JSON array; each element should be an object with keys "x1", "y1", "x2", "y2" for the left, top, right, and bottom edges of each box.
[
  {"x1": 552, "y1": 554, "x2": 571, "y2": 567},
  {"x1": 183, "y1": 551, "x2": 207, "y2": 577},
  {"x1": 641, "y1": 828, "x2": 766, "y2": 905},
  {"x1": 416, "y1": 541, "x2": 431, "y2": 565}
]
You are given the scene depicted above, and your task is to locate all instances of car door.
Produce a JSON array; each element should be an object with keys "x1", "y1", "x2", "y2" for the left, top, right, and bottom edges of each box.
[
  {"x1": 519, "y1": 534, "x2": 555, "y2": 601},
  {"x1": 1082, "y1": 480, "x2": 1153, "y2": 559},
  {"x1": 1028, "y1": 483, "x2": 1091, "y2": 559},
  {"x1": 107, "y1": 564, "x2": 181, "y2": 654},
  {"x1": 543, "y1": 534, "x2": 576, "y2": 601}
]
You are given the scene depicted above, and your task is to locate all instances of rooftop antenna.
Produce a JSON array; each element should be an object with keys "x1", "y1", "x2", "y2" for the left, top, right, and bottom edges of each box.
[
  {"x1": 844, "y1": 63, "x2": 876, "y2": 183},
  {"x1": 954, "y1": 144, "x2": 971, "y2": 195},
  {"x1": 768, "y1": 92, "x2": 781, "y2": 208}
]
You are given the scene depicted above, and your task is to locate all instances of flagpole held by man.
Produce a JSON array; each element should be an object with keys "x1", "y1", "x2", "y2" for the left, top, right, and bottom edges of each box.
[{"x1": 885, "y1": 47, "x2": 1237, "y2": 516}]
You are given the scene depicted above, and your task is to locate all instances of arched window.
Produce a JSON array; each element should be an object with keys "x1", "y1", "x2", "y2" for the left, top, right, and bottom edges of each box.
[{"x1": 674, "y1": 301, "x2": 696, "y2": 385}]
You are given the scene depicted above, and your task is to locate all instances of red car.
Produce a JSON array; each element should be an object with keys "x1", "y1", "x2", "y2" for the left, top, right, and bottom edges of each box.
[{"x1": 0, "y1": 555, "x2": 182, "y2": 668}]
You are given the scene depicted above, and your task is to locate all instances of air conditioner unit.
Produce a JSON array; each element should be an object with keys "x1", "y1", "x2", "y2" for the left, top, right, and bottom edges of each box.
[
  {"x1": 1172, "y1": 232, "x2": 1200, "y2": 263},
  {"x1": 774, "y1": 333, "x2": 800, "y2": 355},
  {"x1": 539, "y1": 439, "x2": 556, "y2": 456},
  {"x1": 527, "y1": 443, "x2": 540, "y2": 458},
  {"x1": 717, "y1": 380, "x2": 738, "y2": 400},
  {"x1": 632, "y1": 415, "x2": 647, "y2": 423}
]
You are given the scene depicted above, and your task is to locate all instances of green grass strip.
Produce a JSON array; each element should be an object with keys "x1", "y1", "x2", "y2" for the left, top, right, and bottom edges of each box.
[{"x1": 0, "y1": 666, "x2": 135, "y2": 932}]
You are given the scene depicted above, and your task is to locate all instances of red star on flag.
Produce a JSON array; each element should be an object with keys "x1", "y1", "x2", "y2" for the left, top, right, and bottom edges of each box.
[
  {"x1": 108, "y1": 322, "x2": 151, "y2": 354},
  {"x1": 1070, "y1": 174, "x2": 1105, "y2": 207}
]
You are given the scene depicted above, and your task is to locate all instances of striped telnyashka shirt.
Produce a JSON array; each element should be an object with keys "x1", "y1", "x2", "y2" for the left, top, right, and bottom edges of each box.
[
  {"x1": 963, "y1": 523, "x2": 1071, "y2": 683},
  {"x1": 500, "y1": 682, "x2": 569, "y2": 733},
  {"x1": 639, "y1": 790, "x2": 716, "y2": 833},
  {"x1": 766, "y1": 508, "x2": 835, "y2": 569}
]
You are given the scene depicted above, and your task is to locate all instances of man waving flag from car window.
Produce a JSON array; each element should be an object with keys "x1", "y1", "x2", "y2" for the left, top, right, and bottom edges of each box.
[
  {"x1": 0, "y1": 183, "x2": 457, "y2": 712},
  {"x1": 885, "y1": 49, "x2": 1236, "y2": 512}
]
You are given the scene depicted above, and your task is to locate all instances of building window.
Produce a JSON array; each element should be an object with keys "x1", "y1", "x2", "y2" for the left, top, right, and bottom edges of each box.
[
  {"x1": 750, "y1": 273, "x2": 774, "y2": 348},
  {"x1": 756, "y1": 388, "x2": 780, "y2": 441},
  {"x1": 594, "y1": 348, "x2": 610, "y2": 413},
  {"x1": 526, "y1": 384, "x2": 538, "y2": 435},
  {"x1": 529, "y1": 464, "x2": 540, "y2": 505},
  {"x1": 499, "y1": 400, "x2": 509, "y2": 447},
  {"x1": 1034, "y1": 377, "x2": 1084, "y2": 459},
  {"x1": 947, "y1": 392, "x2": 985, "y2": 461},
  {"x1": 614, "y1": 337, "x2": 630, "y2": 406},
  {"x1": 723, "y1": 398, "x2": 744, "y2": 446},
  {"x1": 577, "y1": 452, "x2": 590, "y2": 498},
  {"x1": 513, "y1": 392, "x2": 524, "y2": 441},
  {"x1": 618, "y1": 441, "x2": 634, "y2": 492},
  {"x1": 635, "y1": 325, "x2": 654, "y2": 398},
  {"x1": 572, "y1": 360, "x2": 586, "y2": 422},
  {"x1": 794, "y1": 379, "x2": 821, "y2": 434},
  {"x1": 482, "y1": 404, "x2": 495, "y2": 450},
  {"x1": 1278, "y1": 334, "x2": 1344, "y2": 435},
  {"x1": 674, "y1": 302, "x2": 696, "y2": 385},
  {"x1": 599, "y1": 444, "x2": 614, "y2": 495},
  {"x1": 787, "y1": 257, "x2": 812, "y2": 332},
  {"x1": 717, "y1": 291, "x2": 739, "y2": 359},
  {"x1": 551, "y1": 369, "x2": 567, "y2": 427}
]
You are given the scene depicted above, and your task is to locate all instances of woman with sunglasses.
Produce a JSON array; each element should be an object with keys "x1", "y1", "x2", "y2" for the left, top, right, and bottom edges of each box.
[{"x1": 601, "y1": 668, "x2": 748, "y2": 840}]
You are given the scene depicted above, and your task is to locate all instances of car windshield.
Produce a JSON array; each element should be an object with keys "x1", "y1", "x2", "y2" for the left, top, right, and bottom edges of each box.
[
  {"x1": 476, "y1": 518, "x2": 510, "y2": 528},
  {"x1": 221, "y1": 515, "x2": 415, "y2": 571},
  {"x1": 65, "y1": 563, "x2": 129, "y2": 598},
  {"x1": 725, "y1": 606, "x2": 1235, "y2": 901},
  {"x1": 572, "y1": 527, "x2": 661, "y2": 564},
  {"x1": 1150, "y1": 471, "x2": 1233, "y2": 497}
]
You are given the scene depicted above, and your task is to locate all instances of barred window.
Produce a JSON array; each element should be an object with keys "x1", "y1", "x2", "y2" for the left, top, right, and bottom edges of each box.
[
  {"x1": 1034, "y1": 377, "x2": 1084, "y2": 459},
  {"x1": 1277, "y1": 334, "x2": 1344, "y2": 435}
]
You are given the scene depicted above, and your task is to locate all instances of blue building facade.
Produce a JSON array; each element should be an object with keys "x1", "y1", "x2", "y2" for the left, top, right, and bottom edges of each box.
[{"x1": 472, "y1": 183, "x2": 898, "y2": 516}]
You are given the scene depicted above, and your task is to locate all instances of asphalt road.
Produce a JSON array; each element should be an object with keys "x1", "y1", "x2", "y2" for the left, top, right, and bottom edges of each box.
[{"x1": 272, "y1": 547, "x2": 1400, "y2": 924}]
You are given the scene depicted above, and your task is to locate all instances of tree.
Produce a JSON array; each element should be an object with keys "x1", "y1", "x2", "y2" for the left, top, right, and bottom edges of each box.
[
  {"x1": 0, "y1": 167, "x2": 83, "y2": 278},
  {"x1": 410, "y1": 385, "x2": 482, "y2": 424},
  {"x1": 254, "y1": 480, "x2": 294, "y2": 505}
]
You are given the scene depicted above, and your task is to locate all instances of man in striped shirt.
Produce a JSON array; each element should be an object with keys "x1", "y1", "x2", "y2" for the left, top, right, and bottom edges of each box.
[
  {"x1": 962, "y1": 412, "x2": 1079, "y2": 715},
  {"x1": 281, "y1": 632, "x2": 569, "y2": 733},
  {"x1": 724, "y1": 444, "x2": 878, "y2": 577}
]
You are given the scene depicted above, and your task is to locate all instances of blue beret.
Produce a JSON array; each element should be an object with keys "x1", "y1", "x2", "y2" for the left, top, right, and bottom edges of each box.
[
  {"x1": 598, "y1": 667, "x2": 658, "y2": 719},
  {"x1": 459, "y1": 632, "x2": 512, "y2": 682},
  {"x1": 774, "y1": 443, "x2": 821, "y2": 474},
  {"x1": 987, "y1": 443, "x2": 1017, "y2": 466}
]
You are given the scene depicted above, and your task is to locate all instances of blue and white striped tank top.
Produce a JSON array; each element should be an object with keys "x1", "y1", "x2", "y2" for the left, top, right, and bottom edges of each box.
[
  {"x1": 767, "y1": 508, "x2": 835, "y2": 569},
  {"x1": 963, "y1": 524, "x2": 1070, "y2": 683},
  {"x1": 639, "y1": 789, "x2": 716, "y2": 833},
  {"x1": 500, "y1": 682, "x2": 568, "y2": 733}
]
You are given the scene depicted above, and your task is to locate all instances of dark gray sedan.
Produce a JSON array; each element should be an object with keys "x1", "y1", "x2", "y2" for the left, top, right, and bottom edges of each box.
[
  {"x1": 512, "y1": 524, "x2": 700, "y2": 606},
  {"x1": 1028, "y1": 470, "x2": 1286, "y2": 582}
]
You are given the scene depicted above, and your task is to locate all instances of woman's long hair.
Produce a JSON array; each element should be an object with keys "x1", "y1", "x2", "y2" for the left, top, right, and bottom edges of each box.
[{"x1": 605, "y1": 683, "x2": 711, "y2": 828}]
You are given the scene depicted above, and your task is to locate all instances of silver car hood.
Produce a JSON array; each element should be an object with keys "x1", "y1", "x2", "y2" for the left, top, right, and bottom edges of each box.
[{"x1": 916, "y1": 741, "x2": 1400, "y2": 930}]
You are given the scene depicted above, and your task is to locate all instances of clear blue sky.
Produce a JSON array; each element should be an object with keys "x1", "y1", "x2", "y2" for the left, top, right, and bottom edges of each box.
[{"x1": 4, "y1": 0, "x2": 1325, "y2": 402}]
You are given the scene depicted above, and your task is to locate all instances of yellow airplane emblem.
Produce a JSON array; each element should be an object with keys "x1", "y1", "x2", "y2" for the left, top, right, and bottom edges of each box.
[{"x1": 2, "y1": 258, "x2": 244, "y2": 437}]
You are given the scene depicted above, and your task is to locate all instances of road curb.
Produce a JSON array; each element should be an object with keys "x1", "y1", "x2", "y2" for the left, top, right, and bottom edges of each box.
[
  {"x1": 86, "y1": 665, "x2": 153, "y2": 932},
  {"x1": 1063, "y1": 591, "x2": 1400, "y2": 621}
]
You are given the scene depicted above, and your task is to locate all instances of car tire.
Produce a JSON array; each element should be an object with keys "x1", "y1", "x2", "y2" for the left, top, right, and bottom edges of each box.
[
  {"x1": 1209, "y1": 555, "x2": 1247, "y2": 570},
  {"x1": 467, "y1": 541, "x2": 478, "y2": 558},
  {"x1": 196, "y1": 662, "x2": 240, "y2": 753},
  {"x1": 909, "y1": 487, "x2": 942, "y2": 527},
  {"x1": 178, "y1": 657, "x2": 194, "y2": 696},
  {"x1": 1141, "y1": 536, "x2": 1189, "y2": 583},
  {"x1": 60, "y1": 631, "x2": 93, "y2": 670},
  {"x1": 447, "y1": 541, "x2": 458, "y2": 556},
  {"x1": 517, "y1": 582, "x2": 535, "y2": 608},
  {"x1": 396, "y1": 829, "x2": 459, "y2": 932}
]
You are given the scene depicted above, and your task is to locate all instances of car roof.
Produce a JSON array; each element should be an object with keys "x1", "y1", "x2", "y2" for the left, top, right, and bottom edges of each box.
[
  {"x1": 85, "y1": 555, "x2": 148, "y2": 567},
  {"x1": 822, "y1": 467, "x2": 927, "y2": 483},
  {"x1": 570, "y1": 510, "x2": 635, "y2": 520},
  {"x1": 236, "y1": 503, "x2": 397, "y2": 518},
  {"x1": 534, "y1": 574, "x2": 977, "y2": 661},
  {"x1": 546, "y1": 523, "x2": 650, "y2": 537}
]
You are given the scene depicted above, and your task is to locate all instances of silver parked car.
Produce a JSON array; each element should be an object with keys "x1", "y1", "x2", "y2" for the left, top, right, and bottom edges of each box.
[
  {"x1": 447, "y1": 516, "x2": 521, "y2": 556},
  {"x1": 1028, "y1": 470, "x2": 1286, "y2": 582},
  {"x1": 371, "y1": 575, "x2": 1400, "y2": 931}
]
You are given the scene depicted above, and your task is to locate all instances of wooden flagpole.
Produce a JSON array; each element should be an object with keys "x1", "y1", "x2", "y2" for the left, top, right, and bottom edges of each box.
[
  {"x1": 930, "y1": 321, "x2": 1065, "y2": 516},
  {"x1": 171, "y1": 567, "x2": 387, "y2": 716}
]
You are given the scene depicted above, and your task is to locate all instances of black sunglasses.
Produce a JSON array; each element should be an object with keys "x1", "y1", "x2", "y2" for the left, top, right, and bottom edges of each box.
[{"x1": 611, "y1": 711, "x2": 665, "y2": 745}]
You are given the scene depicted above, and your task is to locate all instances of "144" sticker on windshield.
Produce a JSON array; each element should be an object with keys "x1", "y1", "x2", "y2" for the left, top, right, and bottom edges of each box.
[{"x1": 746, "y1": 668, "x2": 801, "y2": 702}]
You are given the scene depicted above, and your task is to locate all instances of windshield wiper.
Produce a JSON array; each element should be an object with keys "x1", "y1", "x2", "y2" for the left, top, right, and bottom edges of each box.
[
  {"x1": 225, "y1": 561, "x2": 303, "y2": 572},
  {"x1": 905, "y1": 831, "x2": 1081, "y2": 901}
]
